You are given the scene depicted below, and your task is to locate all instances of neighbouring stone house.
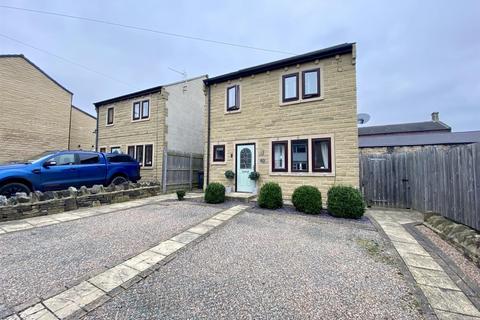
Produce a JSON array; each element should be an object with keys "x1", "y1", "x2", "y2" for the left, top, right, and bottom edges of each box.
[
  {"x1": 0, "y1": 54, "x2": 97, "y2": 163},
  {"x1": 69, "y1": 105, "x2": 96, "y2": 151},
  {"x1": 203, "y1": 43, "x2": 359, "y2": 198},
  {"x1": 94, "y1": 76, "x2": 206, "y2": 183},
  {"x1": 359, "y1": 112, "x2": 480, "y2": 154}
]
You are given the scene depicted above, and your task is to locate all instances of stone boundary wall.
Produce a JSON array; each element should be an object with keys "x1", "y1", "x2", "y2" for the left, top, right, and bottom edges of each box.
[
  {"x1": 0, "y1": 183, "x2": 162, "y2": 222},
  {"x1": 424, "y1": 213, "x2": 480, "y2": 267}
]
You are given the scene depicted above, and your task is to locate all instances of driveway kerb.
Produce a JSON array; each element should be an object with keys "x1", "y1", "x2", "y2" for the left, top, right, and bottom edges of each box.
[
  {"x1": 5, "y1": 204, "x2": 249, "y2": 320},
  {"x1": 369, "y1": 209, "x2": 480, "y2": 319}
]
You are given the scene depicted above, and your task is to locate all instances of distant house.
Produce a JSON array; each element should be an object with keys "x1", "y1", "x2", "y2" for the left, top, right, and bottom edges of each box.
[
  {"x1": 203, "y1": 43, "x2": 359, "y2": 198},
  {"x1": 94, "y1": 76, "x2": 206, "y2": 183},
  {"x1": 0, "y1": 54, "x2": 96, "y2": 163},
  {"x1": 359, "y1": 112, "x2": 480, "y2": 154}
]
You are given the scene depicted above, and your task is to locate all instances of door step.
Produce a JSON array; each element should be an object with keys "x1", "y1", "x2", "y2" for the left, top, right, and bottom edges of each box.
[{"x1": 225, "y1": 192, "x2": 256, "y2": 203}]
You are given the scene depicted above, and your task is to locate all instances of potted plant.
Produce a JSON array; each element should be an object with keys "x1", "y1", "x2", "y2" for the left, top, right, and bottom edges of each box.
[
  {"x1": 176, "y1": 190, "x2": 186, "y2": 201},
  {"x1": 224, "y1": 170, "x2": 235, "y2": 193},
  {"x1": 249, "y1": 171, "x2": 260, "y2": 194}
]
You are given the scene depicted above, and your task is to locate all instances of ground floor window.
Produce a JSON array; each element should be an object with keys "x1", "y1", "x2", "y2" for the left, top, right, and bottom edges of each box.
[
  {"x1": 213, "y1": 144, "x2": 225, "y2": 162},
  {"x1": 272, "y1": 141, "x2": 288, "y2": 172},
  {"x1": 127, "y1": 144, "x2": 154, "y2": 167},
  {"x1": 110, "y1": 146, "x2": 121, "y2": 154},
  {"x1": 312, "y1": 138, "x2": 331, "y2": 172},
  {"x1": 99, "y1": 147, "x2": 106, "y2": 153},
  {"x1": 291, "y1": 139, "x2": 308, "y2": 172}
]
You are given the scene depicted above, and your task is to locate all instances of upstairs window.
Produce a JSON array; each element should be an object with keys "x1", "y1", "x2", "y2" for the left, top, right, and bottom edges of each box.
[
  {"x1": 133, "y1": 102, "x2": 141, "y2": 120},
  {"x1": 272, "y1": 141, "x2": 288, "y2": 172},
  {"x1": 213, "y1": 145, "x2": 225, "y2": 162},
  {"x1": 132, "y1": 100, "x2": 149, "y2": 121},
  {"x1": 107, "y1": 107, "x2": 114, "y2": 125},
  {"x1": 311, "y1": 138, "x2": 332, "y2": 172},
  {"x1": 282, "y1": 73, "x2": 299, "y2": 102},
  {"x1": 226, "y1": 85, "x2": 240, "y2": 111},
  {"x1": 291, "y1": 139, "x2": 308, "y2": 172},
  {"x1": 302, "y1": 69, "x2": 320, "y2": 99}
]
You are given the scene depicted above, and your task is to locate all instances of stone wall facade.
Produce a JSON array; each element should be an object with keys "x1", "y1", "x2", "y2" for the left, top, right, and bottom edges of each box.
[
  {"x1": 205, "y1": 50, "x2": 359, "y2": 199},
  {"x1": 69, "y1": 106, "x2": 96, "y2": 151},
  {"x1": 0, "y1": 55, "x2": 72, "y2": 163}
]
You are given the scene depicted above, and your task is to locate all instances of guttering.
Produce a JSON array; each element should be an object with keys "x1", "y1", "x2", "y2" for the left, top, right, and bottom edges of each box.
[
  {"x1": 95, "y1": 106, "x2": 99, "y2": 151},
  {"x1": 206, "y1": 84, "x2": 211, "y2": 186}
]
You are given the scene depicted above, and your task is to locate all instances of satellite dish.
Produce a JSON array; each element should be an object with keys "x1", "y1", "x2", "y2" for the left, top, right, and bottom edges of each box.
[{"x1": 357, "y1": 113, "x2": 371, "y2": 125}]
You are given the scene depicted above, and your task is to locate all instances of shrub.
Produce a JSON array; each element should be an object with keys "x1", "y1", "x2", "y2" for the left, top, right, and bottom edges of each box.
[
  {"x1": 176, "y1": 190, "x2": 186, "y2": 201},
  {"x1": 327, "y1": 185, "x2": 365, "y2": 219},
  {"x1": 292, "y1": 185, "x2": 322, "y2": 214},
  {"x1": 204, "y1": 183, "x2": 225, "y2": 204},
  {"x1": 258, "y1": 182, "x2": 283, "y2": 209},
  {"x1": 249, "y1": 171, "x2": 260, "y2": 181},
  {"x1": 224, "y1": 170, "x2": 235, "y2": 179}
]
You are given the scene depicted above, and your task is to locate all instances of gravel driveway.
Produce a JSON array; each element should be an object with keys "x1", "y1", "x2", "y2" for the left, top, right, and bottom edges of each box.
[
  {"x1": 0, "y1": 202, "x2": 221, "y2": 317},
  {"x1": 86, "y1": 209, "x2": 423, "y2": 320}
]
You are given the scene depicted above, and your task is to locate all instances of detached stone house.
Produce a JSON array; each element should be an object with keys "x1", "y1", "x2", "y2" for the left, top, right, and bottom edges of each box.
[
  {"x1": 94, "y1": 76, "x2": 206, "y2": 182},
  {"x1": 0, "y1": 54, "x2": 96, "y2": 163},
  {"x1": 204, "y1": 43, "x2": 359, "y2": 198}
]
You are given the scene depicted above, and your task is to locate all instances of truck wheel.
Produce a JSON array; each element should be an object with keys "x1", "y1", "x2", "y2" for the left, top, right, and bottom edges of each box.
[
  {"x1": 0, "y1": 183, "x2": 31, "y2": 197},
  {"x1": 110, "y1": 176, "x2": 128, "y2": 186}
]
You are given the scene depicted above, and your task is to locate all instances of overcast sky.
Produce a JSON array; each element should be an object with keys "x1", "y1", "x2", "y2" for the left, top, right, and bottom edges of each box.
[{"x1": 1, "y1": 0, "x2": 479, "y2": 130}]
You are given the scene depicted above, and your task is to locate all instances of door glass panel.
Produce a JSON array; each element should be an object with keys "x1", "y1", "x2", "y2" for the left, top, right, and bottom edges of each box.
[
  {"x1": 240, "y1": 148, "x2": 252, "y2": 169},
  {"x1": 50, "y1": 154, "x2": 76, "y2": 166},
  {"x1": 79, "y1": 153, "x2": 99, "y2": 165}
]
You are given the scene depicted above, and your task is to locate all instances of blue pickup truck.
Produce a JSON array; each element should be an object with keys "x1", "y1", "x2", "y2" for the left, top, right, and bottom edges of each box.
[{"x1": 0, "y1": 150, "x2": 141, "y2": 197}]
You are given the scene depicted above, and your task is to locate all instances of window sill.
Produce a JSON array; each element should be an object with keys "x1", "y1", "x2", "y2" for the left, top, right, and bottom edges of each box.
[
  {"x1": 269, "y1": 171, "x2": 335, "y2": 177},
  {"x1": 131, "y1": 118, "x2": 150, "y2": 123},
  {"x1": 211, "y1": 161, "x2": 227, "y2": 165},
  {"x1": 224, "y1": 109, "x2": 241, "y2": 115},
  {"x1": 140, "y1": 166, "x2": 154, "y2": 170},
  {"x1": 279, "y1": 96, "x2": 324, "y2": 107},
  {"x1": 106, "y1": 124, "x2": 114, "y2": 127}
]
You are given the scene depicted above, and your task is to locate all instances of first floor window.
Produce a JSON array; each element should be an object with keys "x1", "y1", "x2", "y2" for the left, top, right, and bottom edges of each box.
[
  {"x1": 302, "y1": 69, "x2": 320, "y2": 99},
  {"x1": 144, "y1": 144, "x2": 153, "y2": 167},
  {"x1": 213, "y1": 145, "x2": 225, "y2": 162},
  {"x1": 142, "y1": 100, "x2": 150, "y2": 119},
  {"x1": 133, "y1": 102, "x2": 141, "y2": 120},
  {"x1": 291, "y1": 139, "x2": 308, "y2": 172},
  {"x1": 107, "y1": 107, "x2": 114, "y2": 125},
  {"x1": 272, "y1": 141, "x2": 288, "y2": 172},
  {"x1": 282, "y1": 73, "x2": 299, "y2": 102},
  {"x1": 311, "y1": 138, "x2": 331, "y2": 172},
  {"x1": 136, "y1": 145, "x2": 144, "y2": 166},
  {"x1": 226, "y1": 85, "x2": 240, "y2": 111}
]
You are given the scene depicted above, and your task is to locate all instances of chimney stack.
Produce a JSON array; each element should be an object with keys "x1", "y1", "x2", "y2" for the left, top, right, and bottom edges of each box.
[{"x1": 431, "y1": 112, "x2": 439, "y2": 122}]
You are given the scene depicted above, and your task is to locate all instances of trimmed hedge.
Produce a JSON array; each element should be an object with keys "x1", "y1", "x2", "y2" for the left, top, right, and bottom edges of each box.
[
  {"x1": 258, "y1": 182, "x2": 283, "y2": 209},
  {"x1": 205, "y1": 183, "x2": 225, "y2": 204},
  {"x1": 327, "y1": 185, "x2": 365, "y2": 219},
  {"x1": 292, "y1": 185, "x2": 322, "y2": 214}
]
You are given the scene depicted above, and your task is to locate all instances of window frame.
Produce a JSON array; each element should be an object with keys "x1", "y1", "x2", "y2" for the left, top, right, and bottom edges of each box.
[
  {"x1": 132, "y1": 102, "x2": 141, "y2": 121},
  {"x1": 127, "y1": 143, "x2": 154, "y2": 168},
  {"x1": 311, "y1": 137, "x2": 332, "y2": 173},
  {"x1": 110, "y1": 146, "x2": 121, "y2": 154},
  {"x1": 271, "y1": 141, "x2": 288, "y2": 172},
  {"x1": 213, "y1": 144, "x2": 226, "y2": 162},
  {"x1": 282, "y1": 73, "x2": 299, "y2": 103},
  {"x1": 226, "y1": 85, "x2": 240, "y2": 112},
  {"x1": 135, "y1": 145, "x2": 144, "y2": 167},
  {"x1": 302, "y1": 68, "x2": 321, "y2": 99},
  {"x1": 99, "y1": 147, "x2": 107, "y2": 153},
  {"x1": 290, "y1": 139, "x2": 309, "y2": 172},
  {"x1": 106, "y1": 107, "x2": 114, "y2": 125},
  {"x1": 144, "y1": 144, "x2": 153, "y2": 167},
  {"x1": 141, "y1": 100, "x2": 150, "y2": 119}
]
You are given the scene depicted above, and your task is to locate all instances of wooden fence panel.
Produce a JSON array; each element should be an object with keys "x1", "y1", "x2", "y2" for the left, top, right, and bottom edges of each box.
[
  {"x1": 165, "y1": 150, "x2": 203, "y2": 191},
  {"x1": 360, "y1": 143, "x2": 480, "y2": 231}
]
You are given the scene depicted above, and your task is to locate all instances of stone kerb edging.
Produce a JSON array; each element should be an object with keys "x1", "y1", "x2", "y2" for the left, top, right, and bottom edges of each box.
[
  {"x1": 0, "y1": 183, "x2": 162, "y2": 222},
  {"x1": 424, "y1": 214, "x2": 480, "y2": 267}
]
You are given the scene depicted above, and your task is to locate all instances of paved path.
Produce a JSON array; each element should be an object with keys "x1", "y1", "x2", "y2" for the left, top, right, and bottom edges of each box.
[
  {"x1": 369, "y1": 209, "x2": 480, "y2": 320},
  {"x1": 84, "y1": 209, "x2": 422, "y2": 320}
]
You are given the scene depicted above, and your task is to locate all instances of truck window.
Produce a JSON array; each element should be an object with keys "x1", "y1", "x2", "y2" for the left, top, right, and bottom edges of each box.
[
  {"x1": 79, "y1": 153, "x2": 100, "y2": 164},
  {"x1": 50, "y1": 153, "x2": 76, "y2": 166},
  {"x1": 108, "y1": 155, "x2": 135, "y2": 163}
]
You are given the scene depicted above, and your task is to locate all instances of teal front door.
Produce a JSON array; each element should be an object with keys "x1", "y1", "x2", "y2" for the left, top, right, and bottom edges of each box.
[{"x1": 236, "y1": 144, "x2": 255, "y2": 193}]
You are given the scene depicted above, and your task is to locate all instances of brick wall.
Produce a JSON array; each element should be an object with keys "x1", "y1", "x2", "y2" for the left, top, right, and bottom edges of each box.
[
  {"x1": 69, "y1": 106, "x2": 96, "y2": 151},
  {"x1": 0, "y1": 56, "x2": 72, "y2": 163},
  {"x1": 205, "y1": 52, "x2": 359, "y2": 199}
]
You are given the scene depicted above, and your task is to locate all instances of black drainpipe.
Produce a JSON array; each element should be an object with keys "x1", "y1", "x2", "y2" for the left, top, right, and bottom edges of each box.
[
  {"x1": 206, "y1": 84, "x2": 211, "y2": 185},
  {"x1": 95, "y1": 106, "x2": 99, "y2": 152}
]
